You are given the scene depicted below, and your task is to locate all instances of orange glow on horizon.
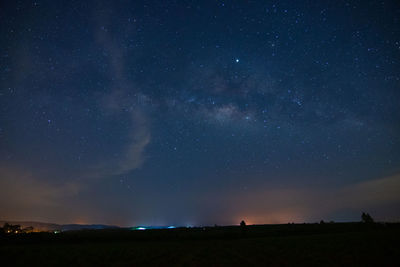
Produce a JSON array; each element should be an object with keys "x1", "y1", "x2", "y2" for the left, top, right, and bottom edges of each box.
[{"x1": 237, "y1": 211, "x2": 305, "y2": 225}]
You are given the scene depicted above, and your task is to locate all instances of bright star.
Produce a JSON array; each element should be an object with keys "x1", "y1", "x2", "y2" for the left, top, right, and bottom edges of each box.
[{"x1": 235, "y1": 58, "x2": 239, "y2": 63}]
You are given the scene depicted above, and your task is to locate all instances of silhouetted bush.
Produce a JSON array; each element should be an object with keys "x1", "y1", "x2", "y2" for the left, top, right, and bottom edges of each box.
[
  {"x1": 23, "y1": 226, "x2": 34, "y2": 233},
  {"x1": 361, "y1": 212, "x2": 374, "y2": 224}
]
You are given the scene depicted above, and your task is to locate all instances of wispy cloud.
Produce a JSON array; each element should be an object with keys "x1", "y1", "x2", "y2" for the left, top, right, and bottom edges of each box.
[
  {"x1": 92, "y1": 7, "x2": 151, "y2": 177},
  {"x1": 114, "y1": 111, "x2": 151, "y2": 175},
  {"x1": 339, "y1": 173, "x2": 400, "y2": 210}
]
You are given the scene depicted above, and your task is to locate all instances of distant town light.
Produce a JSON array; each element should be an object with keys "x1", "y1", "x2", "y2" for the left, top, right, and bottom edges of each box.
[
  {"x1": 167, "y1": 226, "x2": 175, "y2": 229},
  {"x1": 136, "y1": 227, "x2": 146, "y2": 230}
]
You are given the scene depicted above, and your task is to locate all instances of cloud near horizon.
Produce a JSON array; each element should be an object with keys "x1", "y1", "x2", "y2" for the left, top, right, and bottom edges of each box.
[
  {"x1": 1, "y1": 164, "x2": 399, "y2": 225},
  {"x1": 0, "y1": 165, "x2": 82, "y2": 223},
  {"x1": 196, "y1": 173, "x2": 400, "y2": 225}
]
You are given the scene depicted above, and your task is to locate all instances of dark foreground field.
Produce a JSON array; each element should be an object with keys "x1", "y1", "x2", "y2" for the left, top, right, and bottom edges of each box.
[{"x1": 1, "y1": 223, "x2": 400, "y2": 266}]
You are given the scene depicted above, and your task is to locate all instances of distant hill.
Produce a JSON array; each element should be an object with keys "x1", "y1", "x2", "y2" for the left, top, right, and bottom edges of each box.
[{"x1": 0, "y1": 220, "x2": 119, "y2": 232}]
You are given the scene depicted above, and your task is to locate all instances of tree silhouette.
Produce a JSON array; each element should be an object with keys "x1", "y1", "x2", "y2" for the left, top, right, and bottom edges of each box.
[
  {"x1": 361, "y1": 212, "x2": 374, "y2": 223},
  {"x1": 240, "y1": 220, "x2": 247, "y2": 233}
]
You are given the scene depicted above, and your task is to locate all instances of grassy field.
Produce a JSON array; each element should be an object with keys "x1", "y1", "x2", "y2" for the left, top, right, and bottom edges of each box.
[{"x1": 1, "y1": 223, "x2": 399, "y2": 266}]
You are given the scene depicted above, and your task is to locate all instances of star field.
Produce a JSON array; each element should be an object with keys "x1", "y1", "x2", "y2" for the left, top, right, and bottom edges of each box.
[{"x1": 0, "y1": 0, "x2": 400, "y2": 226}]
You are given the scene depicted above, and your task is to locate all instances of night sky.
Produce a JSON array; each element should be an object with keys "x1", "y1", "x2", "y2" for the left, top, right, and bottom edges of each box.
[{"x1": 1, "y1": 0, "x2": 400, "y2": 226}]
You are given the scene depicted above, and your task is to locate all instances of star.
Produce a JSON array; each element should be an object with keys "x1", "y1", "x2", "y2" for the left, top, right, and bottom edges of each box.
[{"x1": 235, "y1": 58, "x2": 239, "y2": 63}]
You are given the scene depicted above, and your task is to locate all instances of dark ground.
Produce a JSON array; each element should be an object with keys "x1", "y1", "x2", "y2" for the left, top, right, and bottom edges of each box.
[{"x1": 1, "y1": 223, "x2": 399, "y2": 266}]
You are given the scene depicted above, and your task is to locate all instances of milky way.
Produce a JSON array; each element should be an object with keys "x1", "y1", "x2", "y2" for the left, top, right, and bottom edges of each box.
[{"x1": 1, "y1": 1, "x2": 400, "y2": 226}]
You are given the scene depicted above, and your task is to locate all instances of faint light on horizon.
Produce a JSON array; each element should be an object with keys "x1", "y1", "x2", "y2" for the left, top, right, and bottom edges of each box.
[{"x1": 167, "y1": 226, "x2": 175, "y2": 229}]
